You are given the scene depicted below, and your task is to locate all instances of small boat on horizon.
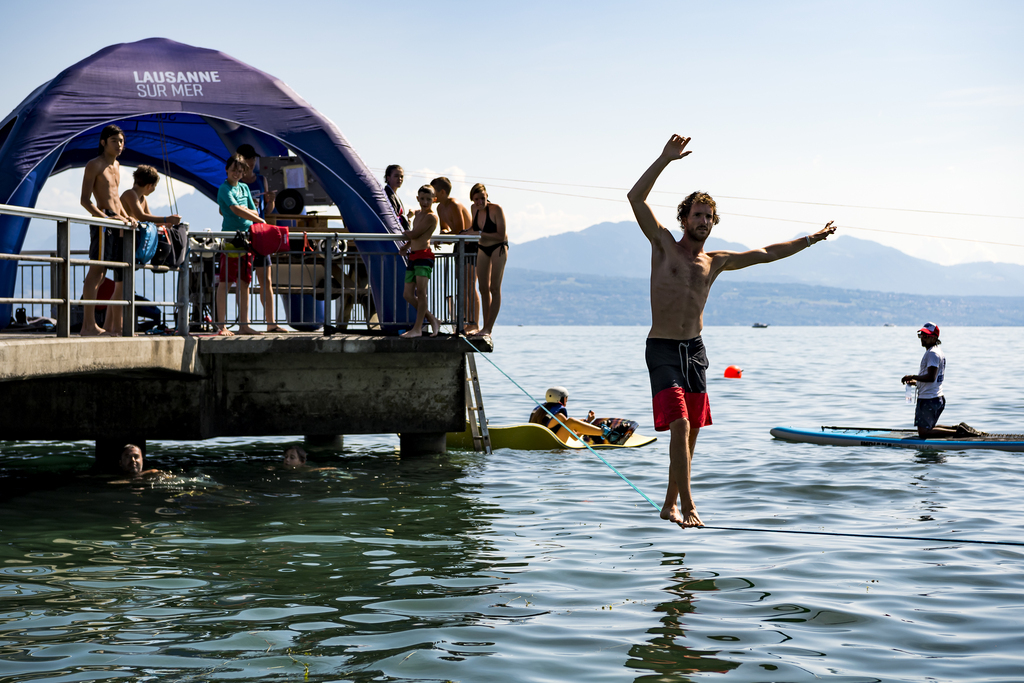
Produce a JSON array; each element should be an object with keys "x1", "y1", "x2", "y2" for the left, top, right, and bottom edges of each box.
[{"x1": 752, "y1": 322, "x2": 769, "y2": 328}]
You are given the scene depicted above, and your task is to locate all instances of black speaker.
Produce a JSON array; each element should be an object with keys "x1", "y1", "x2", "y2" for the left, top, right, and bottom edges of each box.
[{"x1": 276, "y1": 188, "x2": 305, "y2": 215}]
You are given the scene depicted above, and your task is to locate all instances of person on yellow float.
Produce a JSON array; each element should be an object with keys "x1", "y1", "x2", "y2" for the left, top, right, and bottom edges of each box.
[{"x1": 528, "y1": 386, "x2": 607, "y2": 445}]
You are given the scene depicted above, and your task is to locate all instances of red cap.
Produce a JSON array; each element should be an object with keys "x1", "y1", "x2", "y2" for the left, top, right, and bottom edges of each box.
[{"x1": 918, "y1": 322, "x2": 940, "y2": 337}]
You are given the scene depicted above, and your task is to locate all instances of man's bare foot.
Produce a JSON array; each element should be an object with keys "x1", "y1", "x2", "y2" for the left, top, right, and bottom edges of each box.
[
  {"x1": 469, "y1": 329, "x2": 490, "y2": 338},
  {"x1": 400, "y1": 328, "x2": 423, "y2": 338},
  {"x1": 80, "y1": 326, "x2": 104, "y2": 337},
  {"x1": 215, "y1": 327, "x2": 235, "y2": 337},
  {"x1": 238, "y1": 326, "x2": 262, "y2": 335},
  {"x1": 429, "y1": 318, "x2": 440, "y2": 337},
  {"x1": 266, "y1": 325, "x2": 286, "y2": 333},
  {"x1": 661, "y1": 504, "x2": 703, "y2": 528},
  {"x1": 464, "y1": 326, "x2": 480, "y2": 335}
]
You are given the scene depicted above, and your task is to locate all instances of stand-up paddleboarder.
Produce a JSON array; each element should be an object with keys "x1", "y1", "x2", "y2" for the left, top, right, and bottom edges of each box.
[{"x1": 628, "y1": 134, "x2": 836, "y2": 528}]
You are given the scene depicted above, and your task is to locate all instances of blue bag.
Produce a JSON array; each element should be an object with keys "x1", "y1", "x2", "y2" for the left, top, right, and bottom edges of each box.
[{"x1": 135, "y1": 222, "x2": 159, "y2": 266}]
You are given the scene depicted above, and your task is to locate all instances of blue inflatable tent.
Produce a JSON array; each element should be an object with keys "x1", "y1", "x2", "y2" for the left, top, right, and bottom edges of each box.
[{"x1": 0, "y1": 37, "x2": 408, "y2": 330}]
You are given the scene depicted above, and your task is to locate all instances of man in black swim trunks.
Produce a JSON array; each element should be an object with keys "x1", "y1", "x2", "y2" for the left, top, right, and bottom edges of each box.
[
  {"x1": 79, "y1": 125, "x2": 137, "y2": 336},
  {"x1": 628, "y1": 134, "x2": 836, "y2": 528}
]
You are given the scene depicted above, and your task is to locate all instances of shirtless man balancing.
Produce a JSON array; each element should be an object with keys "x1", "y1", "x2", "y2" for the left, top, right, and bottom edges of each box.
[
  {"x1": 79, "y1": 125, "x2": 137, "y2": 336},
  {"x1": 628, "y1": 134, "x2": 836, "y2": 528}
]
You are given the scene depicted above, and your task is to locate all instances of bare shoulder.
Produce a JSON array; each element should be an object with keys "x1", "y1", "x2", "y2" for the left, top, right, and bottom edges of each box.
[
  {"x1": 706, "y1": 248, "x2": 737, "y2": 260},
  {"x1": 82, "y1": 156, "x2": 105, "y2": 176},
  {"x1": 705, "y1": 248, "x2": 743, "y2": 272},
  {"x1": 647, "y1": 221, "x2": 677, "y2": 253}
]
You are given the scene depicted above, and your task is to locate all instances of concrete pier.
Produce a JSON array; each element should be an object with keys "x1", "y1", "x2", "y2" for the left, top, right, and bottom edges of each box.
[{"x1": 0, "y1": 333, "x2": 490, "y2": 458}]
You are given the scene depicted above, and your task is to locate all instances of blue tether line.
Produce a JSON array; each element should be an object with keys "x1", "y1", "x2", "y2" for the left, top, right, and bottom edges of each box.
[{"x1": 461, "y1": 337, "x2": 1024, "y2": 549}]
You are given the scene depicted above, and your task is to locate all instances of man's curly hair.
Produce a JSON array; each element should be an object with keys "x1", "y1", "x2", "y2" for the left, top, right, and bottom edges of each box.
[{"x1": 677, "y1": 191, "x2": 720, "y2": 227}]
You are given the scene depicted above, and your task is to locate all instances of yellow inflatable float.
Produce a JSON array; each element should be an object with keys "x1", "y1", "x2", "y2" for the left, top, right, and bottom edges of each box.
[{"x1": 446, "y1": 419, "x2": 657, "y2": 451}]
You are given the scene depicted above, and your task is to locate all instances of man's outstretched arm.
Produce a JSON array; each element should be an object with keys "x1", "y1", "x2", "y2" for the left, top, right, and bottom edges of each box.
[
  {"x1": 720, "y1": 221, "x2": 836, "y2": 271},
  {"x1": 628, "y1": 134, "x2": 692, "y2": 243}
]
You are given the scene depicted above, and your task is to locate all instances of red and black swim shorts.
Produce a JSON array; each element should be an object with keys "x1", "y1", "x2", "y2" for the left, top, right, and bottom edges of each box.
[{"x1": 645, "y1": 336, "x2": 712, "y2": 432}]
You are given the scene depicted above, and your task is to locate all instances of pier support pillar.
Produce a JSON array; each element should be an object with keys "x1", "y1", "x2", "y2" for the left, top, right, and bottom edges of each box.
[
  {"x1": 304, "y1": 434, "x2": 344, "y2": 450},
  {"x1": 399, "y1": 432, "x2": 447, "y2": 456},
  {"x1": 95, "y1": 438, "x2": 146, "y2": 474}
]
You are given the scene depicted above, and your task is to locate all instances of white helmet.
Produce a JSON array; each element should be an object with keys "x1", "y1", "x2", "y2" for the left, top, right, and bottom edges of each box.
[{"x1": 545, "y1": 386, "x2": 569, "y2": 403}]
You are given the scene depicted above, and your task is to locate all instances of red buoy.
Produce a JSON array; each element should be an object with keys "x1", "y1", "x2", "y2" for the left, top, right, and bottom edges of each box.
[{"x1": 724, "y1": 365, "x2": 743, "y2": 379}]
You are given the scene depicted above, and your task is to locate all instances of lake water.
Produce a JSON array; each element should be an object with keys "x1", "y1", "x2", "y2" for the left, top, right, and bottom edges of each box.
[{"x1": 2, "y1": 326, "x2": 1023, "y2": 682}]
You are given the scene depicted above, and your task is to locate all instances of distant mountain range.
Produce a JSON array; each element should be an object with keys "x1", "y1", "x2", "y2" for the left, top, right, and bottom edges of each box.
[
  {"x1": 510, "y1": 221, "x2": 1024, "y2": 297},
  {"x1": 499, "y1": 268, "x2": 1024, "y2": 326}
]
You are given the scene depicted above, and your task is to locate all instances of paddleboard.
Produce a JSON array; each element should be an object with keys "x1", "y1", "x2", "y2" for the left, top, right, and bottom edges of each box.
[
  {"x1": 771, "y1": 426, "x2": 1024, "y2": 452},
  {"x1": 447, "y1": 422, "x2": 657, "y2": 451}
]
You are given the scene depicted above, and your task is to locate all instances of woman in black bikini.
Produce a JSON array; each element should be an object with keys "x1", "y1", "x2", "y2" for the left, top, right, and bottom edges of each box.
[{"x1": 469, "y1": 183, "x2": 508, "y2": 337}]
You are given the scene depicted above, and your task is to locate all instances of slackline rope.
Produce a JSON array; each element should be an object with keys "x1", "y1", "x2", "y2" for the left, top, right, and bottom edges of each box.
[
  {"x1": 462, "y1": 337, "x2": 1024, "y2": 549},
  {"x1": 462, "y1": 337, "x2": 662, "y2": 511},
  {"x1": 697, "y1": 526, "x2": 1024, "y2": 547}
]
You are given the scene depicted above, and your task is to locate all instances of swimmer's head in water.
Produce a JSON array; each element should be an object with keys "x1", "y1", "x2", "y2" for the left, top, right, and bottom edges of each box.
[
  {"x1": 120, "y1": 444, "x2": 143, "y2": 475},
  {"x1": 677, "y1": 191, "x2": 720, "y2": 231},
  {"x1": 545, "y1": 386, "x2": 569, "y2": 405},
  {"x1": 283, "y1": 446, "x2": 308, "y2": 468}
]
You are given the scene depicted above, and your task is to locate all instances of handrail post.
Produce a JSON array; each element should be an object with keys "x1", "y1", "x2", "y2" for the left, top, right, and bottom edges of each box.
[
  {"x1": 122, "y1": 225, "x2": 136, "y2": 337},
  {"x1": 177, "y1": 248, "x2": 190, "y2": 336},
  {"x1": 324, "y1": 235, "x2": 334, "y2": 329},
  {"x1": 55, "y1": 219, "x2": 71, "y2": 338},
  {"x1": 455, "y1": 238, "x2": 465, "y2": 335}
]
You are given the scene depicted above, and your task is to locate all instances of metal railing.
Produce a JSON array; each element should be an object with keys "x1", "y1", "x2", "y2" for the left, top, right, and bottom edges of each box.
[
  {"x1": 2, "y1": 203, "x2": 478, "y2": 337},
  {"x1": 0, "y1": 203, "x2": 181, "y2": 337},
  {"x1": 186, "y1": 231, "x2": 477, "y2": 335}
]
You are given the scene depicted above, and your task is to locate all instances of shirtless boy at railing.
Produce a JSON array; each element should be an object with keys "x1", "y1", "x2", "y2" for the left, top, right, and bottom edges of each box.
[
  {"x1": 120, "y1": 165, "x2": 182, "y2": 229},
  {"x1": 399, "y1": 185, "x2": 441, "y2": 338},
  {"x1": 431, "y1": 176, "x2": 479, "y2": 335}
]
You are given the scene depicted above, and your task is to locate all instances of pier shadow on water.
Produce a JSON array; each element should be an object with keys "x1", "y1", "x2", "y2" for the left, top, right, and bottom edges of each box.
[{"x1": 0, "y1": 440, "x2": 523, "y2": 682}]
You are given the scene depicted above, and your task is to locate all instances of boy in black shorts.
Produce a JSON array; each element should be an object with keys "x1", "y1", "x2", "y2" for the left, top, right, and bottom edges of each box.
[{"x1": 79, "y1": 125, "x2": 137, "y2": 336}]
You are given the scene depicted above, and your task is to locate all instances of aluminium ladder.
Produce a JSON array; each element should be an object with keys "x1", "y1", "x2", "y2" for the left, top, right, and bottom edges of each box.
[{"x1": 464, "y1": 353, "x2": 492, "y2": 454}]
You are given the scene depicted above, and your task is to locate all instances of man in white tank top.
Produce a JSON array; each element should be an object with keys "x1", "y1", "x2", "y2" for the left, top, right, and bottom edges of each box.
[{"x1": 901, "y1": 322, "x2": 982, "y2": 439}]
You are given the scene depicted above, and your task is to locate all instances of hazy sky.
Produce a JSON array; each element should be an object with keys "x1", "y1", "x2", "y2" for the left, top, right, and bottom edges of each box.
[{"x1": 3, "y1": 0, "x2": 1022, "y2": 265}]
